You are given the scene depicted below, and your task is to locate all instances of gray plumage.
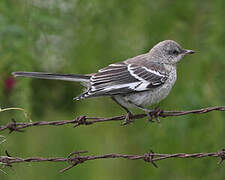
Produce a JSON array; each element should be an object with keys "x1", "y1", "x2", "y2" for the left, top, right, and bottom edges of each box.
[
  {"x1": 12, "y1": 72, "x2": 91, "y2": 83},
  {"x1": 12, "y1": 40, "x2": 195, "y2": 124}
]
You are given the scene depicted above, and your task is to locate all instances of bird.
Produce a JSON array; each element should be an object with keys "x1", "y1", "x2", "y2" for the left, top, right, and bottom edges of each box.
[{"x1": 12, "y1": 40, "x2": 195, "y2": 125}]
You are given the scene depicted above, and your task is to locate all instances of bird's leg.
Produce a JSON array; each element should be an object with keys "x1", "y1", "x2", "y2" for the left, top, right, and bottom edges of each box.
[
  {"x1": 127, "y1": 101, "x2": 161, "y2": 123},
  {"x1": 111, "y1": 97, "x2": 134, "y2": 125},
  {"x1": 133, "y1": 105, "x2": 155, "y2": 123}
]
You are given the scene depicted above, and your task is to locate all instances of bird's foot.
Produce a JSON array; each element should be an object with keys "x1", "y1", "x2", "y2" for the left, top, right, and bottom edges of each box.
[
  {"x1": 121, "y1": 112, "x2": 135, "y2": 125},
  {"x1": 146, "y1": 107, "x2": 163, "y2": 124}
]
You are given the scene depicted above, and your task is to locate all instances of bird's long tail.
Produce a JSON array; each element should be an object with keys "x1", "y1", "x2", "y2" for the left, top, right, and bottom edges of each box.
[{"x1": 12, "y1": 72, "x2": 91, "y2": 83}]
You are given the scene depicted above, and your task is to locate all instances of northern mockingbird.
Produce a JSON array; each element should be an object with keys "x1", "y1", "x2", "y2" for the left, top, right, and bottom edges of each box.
[{"x1": 13, "y1": 40, "x2": 195, "y2": 124}]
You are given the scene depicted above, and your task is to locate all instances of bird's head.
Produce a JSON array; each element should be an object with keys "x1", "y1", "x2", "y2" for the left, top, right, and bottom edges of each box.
[{"x1": 149, "y1": 40, "x2": 195, "y2": 64}]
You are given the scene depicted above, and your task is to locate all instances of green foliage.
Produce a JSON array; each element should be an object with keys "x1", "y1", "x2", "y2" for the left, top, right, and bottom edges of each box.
[{"x1": 0, "y1": 0, "x2": 225, "y2": 179}]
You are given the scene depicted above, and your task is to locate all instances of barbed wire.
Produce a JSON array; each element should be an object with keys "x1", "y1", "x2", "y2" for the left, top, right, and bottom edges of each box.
[
  {"x1": 0, "y1": 149, "x2": 224, "y2": 173},
  {"x1": 0, "y1": 106, "x2": 225, "y2": 133},
  {"x1": 0, "y1": 106, "x2": 224, "y2": 173}
]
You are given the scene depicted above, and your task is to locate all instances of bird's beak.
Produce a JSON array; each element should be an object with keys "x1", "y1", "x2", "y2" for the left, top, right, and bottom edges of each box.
[{"x1": 184, "y1": 49, "x2": 195, "y2": 54}]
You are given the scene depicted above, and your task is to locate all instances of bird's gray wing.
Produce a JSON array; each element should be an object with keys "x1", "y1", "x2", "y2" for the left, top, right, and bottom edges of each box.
[{"x1": 75, "y1": 62, "x2": 168, "y2": 99}]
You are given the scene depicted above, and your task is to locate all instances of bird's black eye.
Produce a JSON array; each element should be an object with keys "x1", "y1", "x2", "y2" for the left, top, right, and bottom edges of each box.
[
  {"x1": 173, "y1": 50, "x2": 179, "y2": 54},
  {"x1": 169, "y1": 49, "x2": 179, "y2": 55}
]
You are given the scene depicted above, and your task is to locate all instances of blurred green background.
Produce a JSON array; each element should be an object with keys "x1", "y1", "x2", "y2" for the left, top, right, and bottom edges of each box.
[{"x1": 0, "y1": 0, "x2": 225, "y2": 179}]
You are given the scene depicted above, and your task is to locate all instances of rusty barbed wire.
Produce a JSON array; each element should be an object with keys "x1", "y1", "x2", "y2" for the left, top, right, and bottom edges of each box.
[
  {"x1": 0, "y1": 106, "x2": 225, "y2": 133},
  {"x1": 0, "y1": 149, "x2": 224, "y2": 173}
]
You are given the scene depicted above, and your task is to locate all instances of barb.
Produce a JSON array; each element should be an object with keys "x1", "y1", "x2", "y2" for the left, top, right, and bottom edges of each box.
[
  {"x1": 0, "y1": 106, "x2": 225, "y2": 132},
  {"x1": 0, "y1": 149, "x2": 224, "y2": 173}
]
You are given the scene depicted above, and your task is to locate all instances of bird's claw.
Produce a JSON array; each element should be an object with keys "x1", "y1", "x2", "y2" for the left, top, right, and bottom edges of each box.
[
  {"x1": 121, "y1": 112, "x2": 135, "y2": 125},
  {"x1": 146, "y1": 107, "x2": 163, "y2": 124}
]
